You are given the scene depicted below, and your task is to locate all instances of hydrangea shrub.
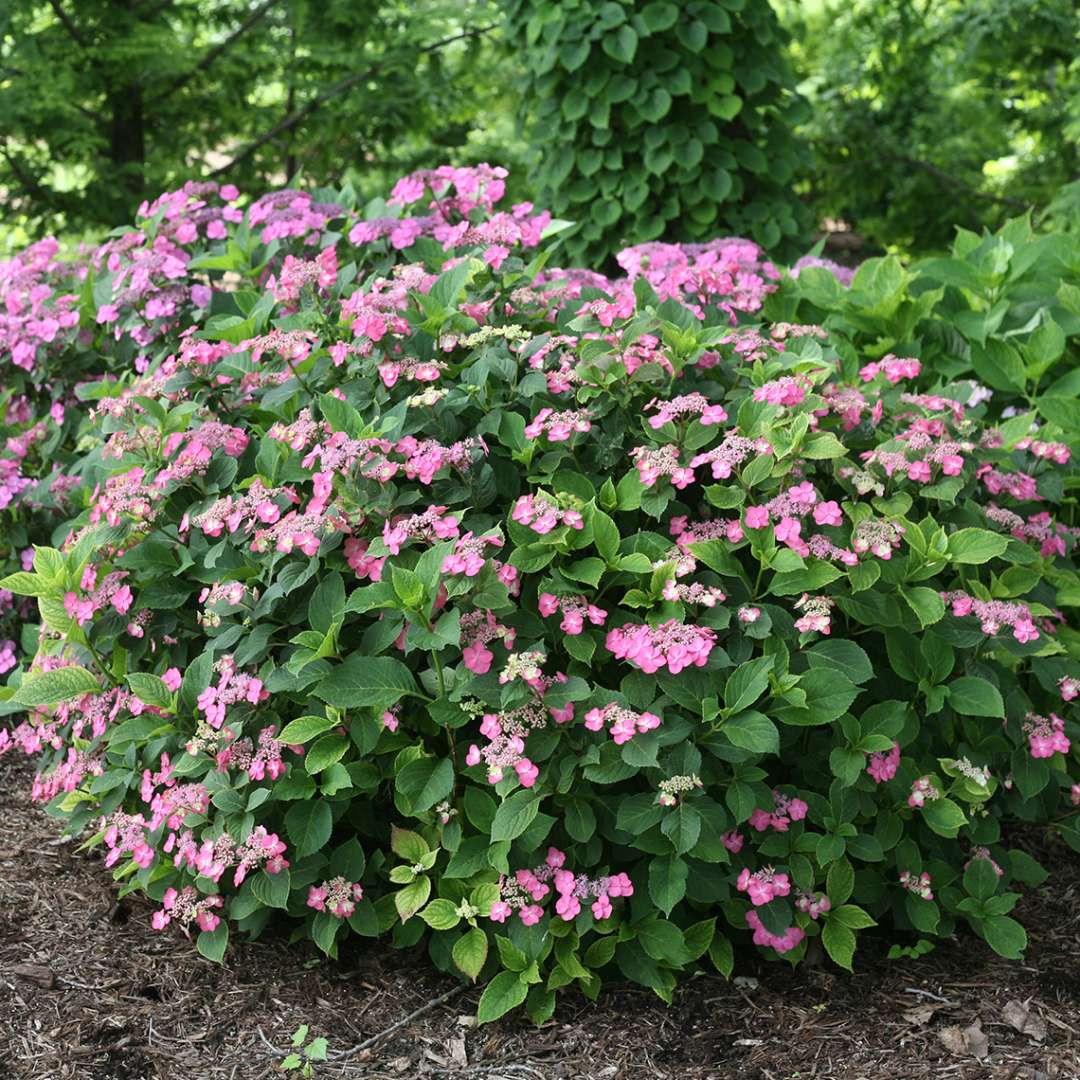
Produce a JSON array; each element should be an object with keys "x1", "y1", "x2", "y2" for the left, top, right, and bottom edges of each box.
[{"x1": 3, "y1": 165, "x2": 1080, "y2": 1025}]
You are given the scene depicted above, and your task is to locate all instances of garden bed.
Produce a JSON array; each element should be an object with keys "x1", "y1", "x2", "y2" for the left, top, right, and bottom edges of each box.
[{"x1": 2, "y1": 755, "x2": 1078, "y2": 1080}]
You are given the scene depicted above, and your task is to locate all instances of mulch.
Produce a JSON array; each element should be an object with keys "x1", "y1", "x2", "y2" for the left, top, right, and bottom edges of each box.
[{"x1": 2, "y1": 752, "x2": 1079, "y2": 1080}]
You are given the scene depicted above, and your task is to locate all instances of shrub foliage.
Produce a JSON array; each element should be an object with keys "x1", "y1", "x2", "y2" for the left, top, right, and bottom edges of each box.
[
  {"x1": 506, "y1": 0, "x2": 812, "y2": 263},
  {"x1": 2, "y1": 168, "x2": 1080, "y2": 1023}
]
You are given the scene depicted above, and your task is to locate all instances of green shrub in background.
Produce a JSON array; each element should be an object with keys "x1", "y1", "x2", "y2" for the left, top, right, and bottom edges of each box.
[
  {"x1": 778, "y1": 0, "x2": 1080, "y2": 253},
  {"x1": 774, "y1": 214, "x2": 1080, "y2": 435},
  {"x1": 506, "y1": 0, "x2": 812, "y2": 264}
]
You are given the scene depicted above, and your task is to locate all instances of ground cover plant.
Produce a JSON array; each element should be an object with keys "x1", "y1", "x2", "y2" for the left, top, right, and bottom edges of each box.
[{"x1": 2, "y1": 165, "x2": 1080, "y2": 1026}]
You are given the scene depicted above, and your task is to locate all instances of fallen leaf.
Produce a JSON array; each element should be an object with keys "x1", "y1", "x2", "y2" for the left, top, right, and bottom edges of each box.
[
  {"x1": 12, "y1": 964, "x2": 55, "y2": 989},
  {"x1": 904, "y1": 1002, "x2": 945, "y2": 1026},
  {"x1": 1002, "y1": 999, "x2": 1047, "y2": 1041},
  {"x1": 964, "y1": 1020, "x2": 989, "y2": 1059},
  {"x1": 938, "y1": 1021, "x2": 989, "y2": 1059},
  {"x1": 449, "y1": 1037, "x2": 468, "y2": 1067}
]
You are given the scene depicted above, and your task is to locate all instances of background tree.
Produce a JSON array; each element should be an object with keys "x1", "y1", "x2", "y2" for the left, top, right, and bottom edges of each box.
[
  {"x1": 504, "y1": 0, "x2": 813, "y2": 265},
  {"x1": 0, "y1": 0, "x2": 514, "y2": 243},
  {"x1": 778, "y1": 0, "x2": 1080, "y2": 252}
]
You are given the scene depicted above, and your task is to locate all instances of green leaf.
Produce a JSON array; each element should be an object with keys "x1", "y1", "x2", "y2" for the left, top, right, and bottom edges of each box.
[
  {"x1": 601, "y1": 23, "x2": 638, "y2": 64},
  {"x1": 592, "y1": 508, "x2": 620, "y2": 564},
  {"x1": 778, "y1": 669, "x2": 858, "y2": 726},
  {"x1": 981, "y1": 915, "x2": 1027, "y2": 959},
  {"x1": 420, "y1": 898, "x2": 461, "y2": 931},
  {"x1": 390, "y1": 825, "x2": 429, "y2": 860},
  {"x1": 396, "y1": 757, "x2": 454, "y2": 813},
  {"x1": 921, "y1": 797, "x2": 967, "y2": 838},
  {"x1": 768, "y1": 561, "x2": 842, "y2": 596},
  {"x1": 722, "y1": 711, "x2": 779, "y2": 755},
  {"x1": 11, "y1": 666, "x2": 100, "y2": 706},
  {"x1": 453, "y1": 927, "x2": 489, "y2": 980},
  {"x1": 660, "y1": 804, "x2": 702, "y2": 854},
  {"x1": 900, "y1": 586, "x2": 945, "y2": 628},
  {"x1": 477, "y1": 971, "x2": 528, "y2": 1023},
  {"x1": 636, "y1": 919, "x2": 690, "y2": 964},
  {"x1": 724, "y1": 656, "x2": 774, "y2": 713},
  {"x1": 826, "y1": 858, "x2": 855, "y2": 906},
  {"x1": 284, "y1": 801, "x2": 333, "y2": 857},
  {"x1": 305, "y1": 733, "x2": 348, "y2": 775},
  {"x1": 963, "y1": 856, "x2": 999, "y2": 901},
  {"x1": 648, "y1": 854, "x2": 688, "y2": 915},
  {"x1": 314, "y1": 655, "x2": 419, "y2": 708},
  {"x1": 124, "y1": 673, "x2": 173, "y2": 710},
  {"x1": 196, "y1": 923, "x2": 229, "y2": 963},
  {"x1": 395, "y1": 876, "x2": 431, "y2": 922},
  {"x1": 822, "y1": 919, "x2": 856, "y2": 970},
  {"x1": 0, "y1": 571, "x2": 54, "y2": 597},
  {"x1": 948, "y1": 676, "x2": 1004, "y2": 718},
  {"x1": 490, "y1": 790, "x2": 540, "y2": 842},
  {"x1": 805, "y1": 640, "x2": 873, "y2": 685},
  {"x1": 277, "y1": 715, "x2": 338, "y2": 745},
  {"x1": 831, "y1": 904, "x2": 876, "y2": 929},
  {"x1": 251, "y1": 868, "x2": 291, "y2": 909},
  {"x1": 946, "y1": 528, "x2": 1009, "y2": 565}
]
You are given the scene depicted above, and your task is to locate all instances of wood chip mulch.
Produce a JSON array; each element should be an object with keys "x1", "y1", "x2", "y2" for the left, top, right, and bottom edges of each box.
[{"x1": 2, "y1": 754, "x2": 1079, "y2": 1080}]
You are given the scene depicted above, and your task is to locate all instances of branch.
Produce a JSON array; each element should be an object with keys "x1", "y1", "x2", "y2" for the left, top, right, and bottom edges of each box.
[
  {"x1": 149, "y1": 0, "x2": 285, "y2": 104},
  {"x1": 893, "y1": 153, "x2": 1030, "y2": 210},
  {"x1": 208, "y1": 23, "x2": 496, "y2": 179},
  {"x1": 47, "y1": 0, "x2": 90, "y2": 51},
  {"x1": 1, "y1": 141, "x2": 60, "y2": 213}
]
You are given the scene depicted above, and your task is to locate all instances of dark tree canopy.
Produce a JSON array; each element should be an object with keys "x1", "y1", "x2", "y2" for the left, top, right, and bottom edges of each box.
[
  {"x1": 0, "y1": 0, "x2": 507, "y2": 236},
  {"x1": 780, "y1": 0, "x2": 1080, "y2": 252}
]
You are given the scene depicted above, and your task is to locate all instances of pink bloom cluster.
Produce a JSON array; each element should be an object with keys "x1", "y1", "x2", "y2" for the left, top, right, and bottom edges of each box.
[
  {"x1": 538, "y1": 592, "x2": 607, "y2": 635},
  {"x1": 1023, "y1": 712, "x2": 1070, "y2": 758},
  {"x1": 152, "y1": 886, "x2": 224, "y2": 932},
  {"x1": 942, "y1": 591, "x2": 1040, "y2": 643},
  {"x1": 749, "y1": 790, "x2": 809, "y2": 833},
  {"x1": 900, "y1": 870, "x2": 934, "y2": 901},
  {"x1": 383, "y1": 505, "x2": 460, "y2": 555},
  {"x1": 466, "y1": 701, "x2": 546, "y2": 787},
  {"x1": 631, "y1": 444, "x2": 695, "y2": 489},
  {"x1": 745, "y1": 910, "x2": 805, "y2": 954},
  {"x1": 908, "y1": 775, "x2": 941, "y2": 808},
  {"x1": 795, "y1": 891, "x2": 832, "y2": 919},
  {"x1": 583, "y1": 702, "x2": 661, "y2": 745},
  {"x1": 1059, "y1": 676, "x2": 1080, "y2": 702},
  {"x1": 1015, "y1": 436, "x2": 1070, "y2": 465},
  {"x1": 793, "y1": 593, "x2": 834, "y2": 635},
  {"x1": 605, "y1": 619, "x2": 717, "y2": 674},
  {"x1": 867, "y1": 743, "x2": 900, "y2": 783},
  {"x1": 511, "y1": 492, "x2": 584, "y2": 533},
  {"x1": 859, "y1": 355, "x2": 921, "y2": 383},
  {"x1": 307, "y1": 877, "x2": 363, "y2": 918},
  {"x1": 459, "y1": 609, "x2": 516, "y2": 675},
  {"x1": 646, "y1": 393, "x2": 727, "y2": 429},
  {"x1": 524, "y1": 407, "x2": 592, "y2": 442},
  {"x1": 753, "y1": 375, "x2": 811, "y2": 408},
  {"x1": 489, "y1": 848, "x2": 634, "y2": 925},
  {"x1": 442, "y1": 532, "x2": 504, "y2": 577},
  {"x1": 690, "y1": 432, "x2": 771, "y2": 480},
  {"x1": 195, "y1": 656, "x2": 267, "y2": 729},
  {"x1": 737, "y1": 866, "x2": 791, "y2": 906}
]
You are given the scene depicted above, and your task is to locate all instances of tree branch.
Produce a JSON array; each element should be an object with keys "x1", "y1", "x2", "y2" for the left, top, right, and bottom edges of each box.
[
  {"x1": 47, "y1": 0, "x2": 91, "y2": 51},
  {"x1": 207, "y1": 23, "x2": 496, "y2": 179},
  {"x1": 1, "y1": 140, "x2": 60, "y2": 213},
  {"x1": 149, "y1": 0, "x2": 285, "y2": 104},
  {"x1": 893, "y1": 153, "x2": 1030, "y2": 210}
]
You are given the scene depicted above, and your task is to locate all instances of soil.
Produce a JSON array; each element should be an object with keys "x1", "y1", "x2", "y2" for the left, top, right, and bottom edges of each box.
[{"x1": 2, "y1": 754, "x2": 1079, "y2": 1080}]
